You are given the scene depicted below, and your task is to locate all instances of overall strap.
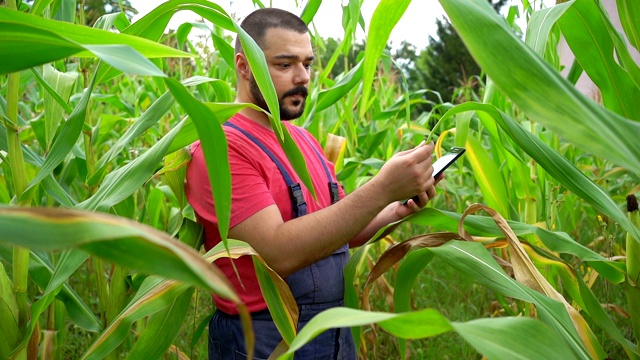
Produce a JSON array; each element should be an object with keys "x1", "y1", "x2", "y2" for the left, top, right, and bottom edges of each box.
[
  {"x1": 292, "y1": 127, "x2": 340, "y2": 204},
  {"x1": 224, "y1": 121, "x2": 307, "y2": 217}
]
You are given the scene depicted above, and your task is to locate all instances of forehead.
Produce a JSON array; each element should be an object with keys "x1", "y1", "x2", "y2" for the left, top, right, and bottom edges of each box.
[{"x1": 261, "y1": 28, "x2": 313, "y2": 57}]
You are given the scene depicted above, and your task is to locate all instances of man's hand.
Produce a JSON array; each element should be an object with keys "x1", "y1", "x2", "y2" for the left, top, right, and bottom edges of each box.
[
  {"x1": 373, "y1": 142, "x2": 436, "y2": 204},
  {"x1": 395, "y1": 172, "x2": 444, "y2": 217}
]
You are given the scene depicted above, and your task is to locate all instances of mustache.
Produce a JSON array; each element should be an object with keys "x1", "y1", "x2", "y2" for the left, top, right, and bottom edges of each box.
[{"x1": 282, "y1": 86, "x2": 308, "y2": 99}]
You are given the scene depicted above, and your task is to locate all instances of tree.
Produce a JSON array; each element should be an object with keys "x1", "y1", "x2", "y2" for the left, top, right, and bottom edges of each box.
[
  {"x1": 82, "y1": 0, "x2": 137, "y2": 26},
  {"x1": 395, "y1": 0, "x2": 507, "y2": 111},
  {"x1": 315, "y1": 37, "x2": 367, "y2": 80}
]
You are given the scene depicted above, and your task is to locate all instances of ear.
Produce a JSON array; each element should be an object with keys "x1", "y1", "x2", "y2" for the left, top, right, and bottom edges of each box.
[{"x1": 235, "y1": 53, "x2": 251, "y2": 81}]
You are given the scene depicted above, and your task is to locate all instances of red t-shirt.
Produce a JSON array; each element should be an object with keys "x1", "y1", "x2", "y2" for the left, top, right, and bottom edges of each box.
[{"x1": 185, "y1": 113, "x2": 345, "y2": 314}]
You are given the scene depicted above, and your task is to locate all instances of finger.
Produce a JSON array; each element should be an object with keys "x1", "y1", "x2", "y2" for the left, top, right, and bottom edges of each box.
[
  {"x1": 395, "y1": 140, "x2": 428, "y2": 157},
  {"x1": 434, "y1": 172, "x2": 445, "y2": 185},
  {"x1": 406, "y1": 142, "x2": 434, "y2": 163},
  {"x1": 408, "y1": 199, "x2": 420, "y2": 211},
  {"x1": 426, "y1": 185, "x2": 437, "y2": 200},
  {"x1": 415, "y1": 191, "x2": 430, "y2": 208}
]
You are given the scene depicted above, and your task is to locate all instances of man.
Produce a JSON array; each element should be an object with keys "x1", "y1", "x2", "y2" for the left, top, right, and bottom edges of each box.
[{"x1": 185, "y1": 8, "x2": 439, "y2": 360}]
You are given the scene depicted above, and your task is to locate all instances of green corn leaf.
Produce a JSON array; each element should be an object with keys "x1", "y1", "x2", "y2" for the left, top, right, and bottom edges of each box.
[
  {"x1": 7, "y1": 248, "x2": 92, "y2": 354},
  {"x1": 212, "y1": 32, "x2": 235, "y2": 69},
  {"x1": 465, "y1": 135, "x2": 511, "y2": 218},
  {"x1": 452, "y1": 316, "x2": 579, "y2": 360},
  {"x1": 88, "y1": 1, "x2": 231, "y2": 83},
  {"x1": 438, "y1": 0, "x2": 640, "y2": 176},
  {"x1": 177, "y1": 218, "x2": 204, "y2": 249},
  {"x1": 374, "y1": 213, "x2": 634, "y2": 355},
  {"x1": 277, "y1": 125, "x2": 318, "y2": 201},
  {"x1": 23, "y1": 250, "x2": 101, "y2": 332},
  {"x1": 233, "y1": 23, "x2": 282, "y2": 136},
  {"x1": 433, "y1": 241, "x2": 596, "y2": 359},
  {"x1": 89, "y1": 91, "x2": 175, "y2": 186},
  {"x1": 617, "y1": 0, "x2": 640, "y2": 52},
  {"x1": 83, "y1": 45, "x2": 166, "y2": 78},
  {"x1": 599, "y1": 2, "x2": 640, "y2": 95},
  {"x1": 407, "y1": 207, "x2": 624, "y2": 283},
  {"x1": 167, "y1": 119, "x2": 198, "y2": 155},
  {"x1": 300, "y1": 0, "x2": 321, "y2": 24},
  {"x1": 0, "y1": 8, "x2": 190, "y2": 76},
  {"x1": 89, "y1": 76, "x2": 217, "y2": 186},
  {"x1": 0, "y1": 122, "x2": 76, "y2": 207},
  {"x1": 0, "y1": 207, "x2": 240, "y2": 303},
  {"x1": 342, "y1": 242, "x2": 374, "y2": 350},
  {"x1": 475, "y1": 102, "x2": 640, "y2": 244},
  {"x1": 161, "y1": 148, "x2": 191, "y2": 209},
  {"x1": 165, "y1": 79, "x2": 232, "y2": 247},
  {"x1": 253, "y1": 258, "x2": 297, "y2": 345},
  {"x1": 425, "y1": 79, "x2": 640, "y2": 243},
  {"x1": 42, "y1": 64, "x2": 77, "y2": 150},
  {"x1": 125, "y1": 0, "x2": 235, "y2": 40},
  {"x1": 82, "y1": 277, "x2": 191, "y2": 360},
  {"x1": 279, "y1": 306, "x2": 579, "y2": 360},
  {"x1": 393, "y1": 248, "x2": 434, "y2": 359},
  {"x1": 93, "y1": 12, "x2": 131, "y2": 31},
  {"x1": 176, "y1": 22, "x2": 212, "y2": 49},
  {"x1": 557, "y1": 0, "x2": 640, "y2": 119},
  {"x1": 22, "y1": 73, "x2": 95, "y2": 198},
  {"x1": 0, "y1": 262, "x2": 20, "y2": 359},
  {"x1": 125, "y1": 288, "x2": 195, "y2": 360},
  {"x1": 525, "y1": 3, "x2": 573, "y2": 55},
  {"x1": 43, "y1": 249, "x2": 89, "y2": 295},
  {"x1": 55, "y1": 0, "x2": 76, "y2": 23},
  {"x1": 30, "y1": 0, "x2": 56, "y2": 17},
  {"x1": 229, "y1": 24, "x2": 317, "y2": 203},
  {"x1": 359, "y1": 0, "x2": 411, "y2": 119},
  {"x1": 77, "y1": 118, "x2": 184, "y2": 212},
  {"x1": 315, "y1": 60, "x2": 363, "y2": 113},
  {"x1": 42, "y1": 176, "x2": 76, "y2": 208},
  {"x1": 0, "y1": 7, "x2": 190, "y2": 58},
  {"x1": 566, "y1": 253, "x2": 639, "y2": 354},
  {"x1": 30, "y1": 67, "x2": 73, "y2": 114},
  {"x1": 0, "y1": 22, "x2": 82, "y2": 74},
  {"x1": 147, "y1": 187, "x2": 165, "y2": 230}
]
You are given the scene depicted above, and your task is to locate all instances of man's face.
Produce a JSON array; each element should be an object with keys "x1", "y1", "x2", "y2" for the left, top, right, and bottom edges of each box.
[
  {"x1": 248, "y1": 28, "x2": 314, "y2": 121},
  {"x1": 249, "y1": 75, "x2": 308, "y2": 121}
]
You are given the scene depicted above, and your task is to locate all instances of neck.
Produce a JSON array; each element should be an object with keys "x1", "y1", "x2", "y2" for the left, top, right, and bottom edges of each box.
[{"x1": 234, "y1": 98, "x2": 272, "y2": 130}]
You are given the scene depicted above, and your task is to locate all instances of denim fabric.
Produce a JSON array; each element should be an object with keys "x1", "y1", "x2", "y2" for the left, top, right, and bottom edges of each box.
[
  {"x1": 285, "y1": 245, "x2": 349, "y2": 305},
  {"x1": 208, "y1": 301, "x2": 356, "y2": 360}
]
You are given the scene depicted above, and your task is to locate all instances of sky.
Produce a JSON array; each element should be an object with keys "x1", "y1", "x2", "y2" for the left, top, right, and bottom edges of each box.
[
  {"x1": 131, "y1": 1, "x2": 448, "y2": 50},
  {"x1": 130, "y1": 1, "x2": 554, "y2": 50}
]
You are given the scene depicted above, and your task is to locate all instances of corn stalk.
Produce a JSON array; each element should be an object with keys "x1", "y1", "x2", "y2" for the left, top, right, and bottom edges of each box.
[{"x1": 627, "y1": 194, "x2": 640, "y2": 351}]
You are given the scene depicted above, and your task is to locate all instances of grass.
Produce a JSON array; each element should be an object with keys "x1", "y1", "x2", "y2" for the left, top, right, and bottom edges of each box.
[{"x1": 361, "y1": 255, "x2": 495, "y2": 359}]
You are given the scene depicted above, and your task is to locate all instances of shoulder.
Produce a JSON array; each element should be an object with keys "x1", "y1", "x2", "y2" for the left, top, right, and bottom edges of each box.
[{"x1": 287, "y1": 123, "x2": 319, "y2": 146}]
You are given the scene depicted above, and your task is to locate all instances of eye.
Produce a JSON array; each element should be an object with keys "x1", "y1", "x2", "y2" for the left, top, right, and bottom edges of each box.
[
  {"x1": 304, "y1": 63, "x2": 312, "y2": 70},
  {"x1": 278, "y1": 63, "x2": 291, "y2": 69}
]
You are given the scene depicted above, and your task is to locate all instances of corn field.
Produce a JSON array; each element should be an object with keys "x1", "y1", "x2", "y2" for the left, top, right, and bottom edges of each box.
[{"x1": 1, "y1": 0, "x2": 640, "y2": 359}]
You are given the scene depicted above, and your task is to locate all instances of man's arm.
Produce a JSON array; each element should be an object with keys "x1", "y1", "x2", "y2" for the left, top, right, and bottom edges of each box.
[
  {"x1": 349, "y1": 174, "x2": 442, "y2": 247},
  {"x1": 229, "y1": 142, "x2": 436, "y2": 277}
]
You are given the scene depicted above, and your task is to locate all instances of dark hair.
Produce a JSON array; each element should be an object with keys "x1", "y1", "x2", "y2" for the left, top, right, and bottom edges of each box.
[{"x1": 234, "y1": 8, "x2": 309, "y2": 54}]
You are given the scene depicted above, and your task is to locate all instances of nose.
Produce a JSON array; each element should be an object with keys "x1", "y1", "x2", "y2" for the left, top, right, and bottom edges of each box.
[{"x1": 293, "y1": 63, "x2": 310, "y2": 86}]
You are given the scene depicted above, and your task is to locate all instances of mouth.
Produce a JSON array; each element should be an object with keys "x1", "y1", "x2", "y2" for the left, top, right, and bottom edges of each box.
[{"x1": 283, "y1": 87, "x2": 308, "y2": 100}]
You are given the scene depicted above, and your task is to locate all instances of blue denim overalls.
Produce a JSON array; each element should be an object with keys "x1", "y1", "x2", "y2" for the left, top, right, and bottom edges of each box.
[{"x1": 208, "y1": 123, "x2": 356, "y2": 360}]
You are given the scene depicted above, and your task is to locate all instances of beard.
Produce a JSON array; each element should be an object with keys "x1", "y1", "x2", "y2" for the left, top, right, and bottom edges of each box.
[{"x1": 249, "y1": 76, "x2": 308, "y2": 121}]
